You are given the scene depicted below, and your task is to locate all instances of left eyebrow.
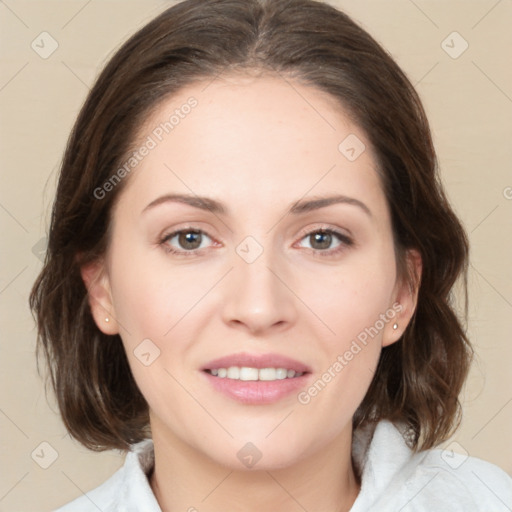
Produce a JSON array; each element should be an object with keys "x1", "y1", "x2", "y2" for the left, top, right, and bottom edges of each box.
[{"x1": 289, "y1": 195, "x2": 372, "y2": 218}]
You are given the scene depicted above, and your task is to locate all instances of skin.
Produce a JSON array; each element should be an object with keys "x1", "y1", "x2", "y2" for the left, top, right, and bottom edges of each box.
[{"x1": 82, "y1": 73, "x2": 421, "y2": 512}]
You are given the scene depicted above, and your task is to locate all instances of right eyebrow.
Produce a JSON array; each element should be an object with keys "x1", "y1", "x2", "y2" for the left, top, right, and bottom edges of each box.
[{"x1": 142, "y1": 194, "x2": 227, "y2": 215}]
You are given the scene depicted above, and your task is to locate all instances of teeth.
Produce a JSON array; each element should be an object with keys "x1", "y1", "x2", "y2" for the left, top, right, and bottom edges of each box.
[
  {"x1": 259, "y1": 368, "x2": 278, "y2": 381},
  {"x1": 227, "y1": 367, "x2": 240, "y2": 379},
  {"x1": 208, "y1": 366, "x2": 303, "y2": 381},
  {"x1": 239, "y1": 367, "x2": 259, "y2": 381},
  {"x1": 276, "y1": 368, "x2": 288, "y2": 379}
]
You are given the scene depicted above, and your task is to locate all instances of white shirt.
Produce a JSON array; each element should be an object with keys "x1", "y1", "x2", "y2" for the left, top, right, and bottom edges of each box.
[{"x1": 55, "y1": 420, "x2": 512, "y2": 511}]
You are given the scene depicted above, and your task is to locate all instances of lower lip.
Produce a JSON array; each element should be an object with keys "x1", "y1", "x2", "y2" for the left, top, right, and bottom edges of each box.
[{"x1": 202, "y1": 371, "x2": 309, "y2": 405}]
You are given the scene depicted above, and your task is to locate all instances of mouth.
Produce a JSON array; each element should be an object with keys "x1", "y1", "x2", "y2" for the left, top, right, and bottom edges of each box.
[
  {"x1": 205, "y1": 367, "x2": 305, "y2": 380},
  {"x1": 201, "y1": 352, "x2": 311, "y2": 404}
]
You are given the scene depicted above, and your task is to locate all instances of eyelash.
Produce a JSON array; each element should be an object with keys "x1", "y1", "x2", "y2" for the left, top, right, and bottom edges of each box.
[{"x1": 159, "y1": 226, "x2": 354, "y2": 258}]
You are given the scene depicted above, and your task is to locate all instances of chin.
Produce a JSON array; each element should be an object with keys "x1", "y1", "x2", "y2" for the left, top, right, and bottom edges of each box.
[{"x1": 199, "y1": 430, "x2": 317, "y2": 472}]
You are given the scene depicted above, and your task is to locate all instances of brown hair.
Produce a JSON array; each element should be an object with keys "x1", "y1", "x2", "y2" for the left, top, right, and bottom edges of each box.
[{"x1": 30, "y1": 0, "x2": 472, "y2": 452}]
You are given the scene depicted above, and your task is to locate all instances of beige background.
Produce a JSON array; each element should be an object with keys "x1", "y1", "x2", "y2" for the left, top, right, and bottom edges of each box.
[{"x1": 1, "y1": 0, "x2": 511, "y2": 510}]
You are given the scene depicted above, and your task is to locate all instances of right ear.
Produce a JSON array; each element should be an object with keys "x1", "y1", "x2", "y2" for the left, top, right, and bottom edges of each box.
[{"x1": 80, "y1": 259, "x2": 119, "y2": 335}]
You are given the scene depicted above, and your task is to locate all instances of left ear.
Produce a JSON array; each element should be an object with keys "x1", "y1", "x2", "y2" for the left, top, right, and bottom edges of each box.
[{"x1": 382, "y1": 248, "x2": 422, "y2": 347}]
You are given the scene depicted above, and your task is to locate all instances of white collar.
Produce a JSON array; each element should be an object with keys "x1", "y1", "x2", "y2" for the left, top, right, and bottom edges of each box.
[{"x1": 57, "y1": 419, "x2": 512, "y2": 511}]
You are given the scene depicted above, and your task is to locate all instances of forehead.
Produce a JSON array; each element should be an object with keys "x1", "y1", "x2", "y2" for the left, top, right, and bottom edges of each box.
[{"x1": 117, "y1": 73, "x2": 386, "y2": 218}]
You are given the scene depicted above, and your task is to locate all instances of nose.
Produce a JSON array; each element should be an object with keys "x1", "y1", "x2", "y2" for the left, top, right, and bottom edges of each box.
[{"x1": 221, "y1": 246, "x2": 298, "y2": 336}]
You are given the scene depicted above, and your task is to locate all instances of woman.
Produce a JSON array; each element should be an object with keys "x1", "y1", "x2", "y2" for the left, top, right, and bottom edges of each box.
[{"x1": 30, "y1": 0, "x2": 512, "y2": 510}]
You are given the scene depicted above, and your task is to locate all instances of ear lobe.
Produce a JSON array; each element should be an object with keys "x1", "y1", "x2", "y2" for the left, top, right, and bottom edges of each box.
[
  {"x1": 382, "y1": 248, "x2": 422, "y2": 347},
  {"x1": 80, "y1": 259, "x2": 119, "y2": 335}
]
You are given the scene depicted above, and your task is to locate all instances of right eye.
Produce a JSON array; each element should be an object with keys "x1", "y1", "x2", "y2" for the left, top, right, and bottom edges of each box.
[{"x1": 160, "y1": 228, "x2": 216, "y2": 256}]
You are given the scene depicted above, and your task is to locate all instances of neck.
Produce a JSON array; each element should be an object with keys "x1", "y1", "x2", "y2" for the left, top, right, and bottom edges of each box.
[{"x1": 149, "y1": 418, "x2": 360, "y2": 512}]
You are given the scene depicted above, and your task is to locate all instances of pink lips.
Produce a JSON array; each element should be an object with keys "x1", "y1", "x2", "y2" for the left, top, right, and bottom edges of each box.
[
  {"x1": 201, "y1": 352, "x2": 312, "y2": 405},
  {"x1": 202, "y1": 352, "x2": 311, "y2": 373}
]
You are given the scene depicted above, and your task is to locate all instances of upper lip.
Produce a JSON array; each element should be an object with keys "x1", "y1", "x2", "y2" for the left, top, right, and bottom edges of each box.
[{"x1": 201, "y1": 352, "x2": 311, "y2": 373}]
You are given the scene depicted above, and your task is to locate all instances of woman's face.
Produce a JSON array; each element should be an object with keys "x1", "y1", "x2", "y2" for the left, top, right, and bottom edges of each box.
[{"x1": 86, "y1": 74, "x2": 419, "y2": 469}]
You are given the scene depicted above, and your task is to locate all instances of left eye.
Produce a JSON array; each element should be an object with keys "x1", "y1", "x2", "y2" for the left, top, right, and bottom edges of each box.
[
  {"x1": 162, "y1": 229, "x2": 213, "y2": 252},
  {"x1": 297, "y1": 229, "x2": 350, "y2": 252}
]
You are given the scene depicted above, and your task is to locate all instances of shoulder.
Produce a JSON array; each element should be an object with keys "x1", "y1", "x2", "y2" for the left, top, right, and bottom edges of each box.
[
  {"x1": 54, "y1": 439, "x2": 160, "y2": 512},
  {"x1": 352, "y1": 420, "x2": 512, "y2": 511},
  {"x1": 415, "y1": 446, "x2": 512, "y2": 510}
]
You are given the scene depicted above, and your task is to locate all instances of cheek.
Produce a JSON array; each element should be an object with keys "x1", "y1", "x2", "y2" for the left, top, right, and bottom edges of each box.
[
  {"x1": 302, "y1": 254, "x2": 396, "y2": 348},
  {"x1": 106, "y1": 244, "x2": 223, "y2": 411},
  {"x1": 297, "y1": 270, "x2": 392, "y2": 432},
  {"x1": 106, "y1": 247, "x2": 205, "y2": 419},
  {"x1": 293, "y1": 251, "x2": 396, "y2": 413},
  {"x1": 108, "y1": 240, "x2": 215, "y2": 345}
]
